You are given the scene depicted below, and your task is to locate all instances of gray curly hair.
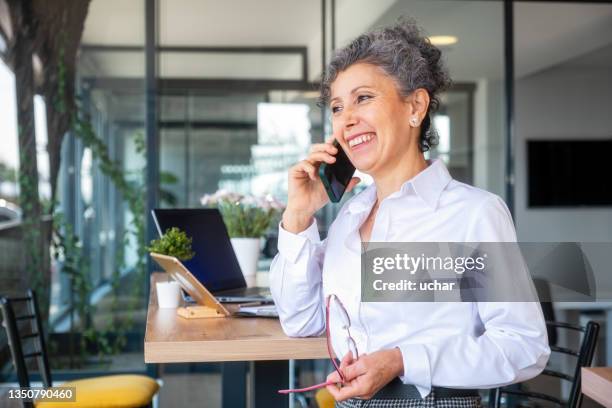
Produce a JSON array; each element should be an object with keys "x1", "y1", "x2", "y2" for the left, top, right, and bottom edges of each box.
[{"x1": 319, "y1": 18, "x2": 452, "y2": 152}]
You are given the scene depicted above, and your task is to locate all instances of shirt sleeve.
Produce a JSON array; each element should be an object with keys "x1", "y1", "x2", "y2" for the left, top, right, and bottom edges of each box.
[
  {"x1": 269, "y1": 218, "x2": 327, "y2": 337},
  {"x1": 398, "y1": 195, "x2": 551, "y2": 397}
]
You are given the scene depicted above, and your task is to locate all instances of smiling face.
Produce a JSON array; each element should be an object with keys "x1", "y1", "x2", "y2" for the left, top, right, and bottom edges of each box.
[{"x1": 329, "y1": 62, "x2": 420, "y2": 177}]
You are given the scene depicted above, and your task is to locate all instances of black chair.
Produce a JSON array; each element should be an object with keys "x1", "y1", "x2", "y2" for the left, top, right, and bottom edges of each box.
[
  {"x1": 1, "y1": 290, "x2": 159, "y2": 408},
  {"x1": 490, "y1": 320, "x2": 600, "y2": 408}
]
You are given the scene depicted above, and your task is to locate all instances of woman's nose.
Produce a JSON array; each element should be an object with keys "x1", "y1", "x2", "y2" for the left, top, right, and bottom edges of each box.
[{"x1": 342, "y1": 106, "x2": 359, "y2": 130}]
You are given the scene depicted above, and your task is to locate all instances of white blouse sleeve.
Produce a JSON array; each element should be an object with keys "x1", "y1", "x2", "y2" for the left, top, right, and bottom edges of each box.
[
  {"x1": 398, "y1": 195, "x2": 551, "y2": 397},
  {"x1": 269, "y1": 218, "x2": 327, "y2": 337}
]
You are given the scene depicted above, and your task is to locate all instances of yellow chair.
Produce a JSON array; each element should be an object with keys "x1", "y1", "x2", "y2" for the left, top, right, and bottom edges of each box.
[
  {"x1": 34, "y1": 375, "x2": 159, "y2": 407},
  {"x1": 315, "y1": 388, "x2": 336, "y2": 408},
  {"x1": 1, "y1": 291, "x2": 159, "y2": 408}
]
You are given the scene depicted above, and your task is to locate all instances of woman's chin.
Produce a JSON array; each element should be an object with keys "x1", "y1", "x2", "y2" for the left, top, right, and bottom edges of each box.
[{"x1": 352, "y1": 157, "x2": 378, "y2": 174}]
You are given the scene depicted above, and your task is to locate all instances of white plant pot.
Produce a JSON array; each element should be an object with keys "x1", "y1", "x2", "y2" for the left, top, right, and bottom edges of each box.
[
  {"x1": 156, "y1": 280, "x2": 181, "y2": 308},
  {"x1": 230, "y1": 237, "x2": 261, "y2": 281}
]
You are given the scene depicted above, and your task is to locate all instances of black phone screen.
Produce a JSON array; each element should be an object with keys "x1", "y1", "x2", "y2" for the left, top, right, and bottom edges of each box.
[{"x1": 322, "y1": 142, "x2": 355, "y2": 200}]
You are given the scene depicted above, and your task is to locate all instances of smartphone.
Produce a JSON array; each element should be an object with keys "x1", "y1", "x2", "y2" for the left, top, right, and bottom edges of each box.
[{"x1": 319, "y1": 140, "x2": 356, "y2": 203}]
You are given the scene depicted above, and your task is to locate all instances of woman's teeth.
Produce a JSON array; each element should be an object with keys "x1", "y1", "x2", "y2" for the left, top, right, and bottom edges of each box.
[{"x1": 348, "y1": 133, "x2": 375, "y2": 148}]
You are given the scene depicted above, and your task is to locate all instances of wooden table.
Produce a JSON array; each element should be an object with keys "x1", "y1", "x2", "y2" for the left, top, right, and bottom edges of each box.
[
  {"x1": 581, "y1": 367, "x2": 612, "y2": 407},
  {"x1": 145, "y1": 273, "x2": 327, "y2": 406}
]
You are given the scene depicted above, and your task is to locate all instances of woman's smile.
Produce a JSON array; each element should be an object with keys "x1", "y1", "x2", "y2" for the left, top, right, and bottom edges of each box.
[{"x1": 347, "y1": 132, "x2": 376, "y2": 151}]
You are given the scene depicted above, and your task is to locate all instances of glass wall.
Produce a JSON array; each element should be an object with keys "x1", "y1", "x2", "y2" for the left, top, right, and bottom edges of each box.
[
  {"x1": 156, "y1": 0, "x2": 323, "y2": 253},
  {"x1": 155, "y1": 2, "x2": 325, "y2": 405},
  {"x1": 49, "y1": 0, "x2": 147, "y2": 374},
  {"x1": 159, "y1": 91, "x2": 321, "y2": 208}
]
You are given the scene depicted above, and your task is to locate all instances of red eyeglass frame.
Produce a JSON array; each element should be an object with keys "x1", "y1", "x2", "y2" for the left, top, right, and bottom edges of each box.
[{"x1": 278, "y1": 294, "x2": 359, "y2": 394}]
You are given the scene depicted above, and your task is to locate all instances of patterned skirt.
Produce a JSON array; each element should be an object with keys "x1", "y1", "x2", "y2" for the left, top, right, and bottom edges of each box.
[{"x1": 335, "y1": 389, "x2": 482, "y2": 408}]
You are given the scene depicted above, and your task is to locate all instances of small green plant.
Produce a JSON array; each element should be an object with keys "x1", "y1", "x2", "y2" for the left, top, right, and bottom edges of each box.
[{"x1": 147, "y1": 227, "x2": 195, "y2": 261}]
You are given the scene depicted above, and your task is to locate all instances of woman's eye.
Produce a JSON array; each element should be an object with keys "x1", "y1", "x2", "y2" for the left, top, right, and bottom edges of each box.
[
  {"x1": 357, "y1": 95, "x2": 372, "y2": 103},
  {"x1": 331, "y1": 105, "x2": 342, "y2": 113}
]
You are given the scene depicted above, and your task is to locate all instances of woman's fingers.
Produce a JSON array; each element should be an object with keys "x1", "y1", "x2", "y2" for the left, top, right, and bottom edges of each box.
[
  {"x1": 292, "y1": 160, "x2": 317, "y2": 181},
  {"x1": 342, "y1": 358, "x2": 368, "y2": 382},
  {"x1": 339, "y1": 351, "x2": 354, "y2": 369},
  {"x1": 310, "y1": 142, "x2": 338, "y2": 155},
  {"x1": 339, "y1": 351, "x2": 355, "y2": 381},
  {"x1": 326, "y1": 370, "x2": 342, "y2": 384},
  {"x1": 310, "y1": 135, "x2": 337, "y2": 153},
  {"x1": 326, "y1": 351, "x2": 354, "y2": 385},
  {"x1": 326, "y1": 377, "x2": 361, "y2": 402},
  {"x1": 306, "y1": 151, "x2": 336, "y2": 165}
]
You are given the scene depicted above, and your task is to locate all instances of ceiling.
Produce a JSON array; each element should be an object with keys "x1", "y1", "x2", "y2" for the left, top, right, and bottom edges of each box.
[
  {"x1": 80, "y1": 0, "x2": 612, "y2": 82},
  {"x1": 514, "y1": 2, "x2": 612, "y2": 77},
  {"x1": 562, "y1": 42, "x2": 612, "y2": 70}
]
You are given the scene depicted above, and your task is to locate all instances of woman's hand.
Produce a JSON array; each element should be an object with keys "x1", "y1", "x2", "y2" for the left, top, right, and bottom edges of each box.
[
  {"x1": 283, "y1": 136, "x2": 360, "y2": 233},
  {"x1": 325, "y1": 348, "x2": 404, "y2": 401}
]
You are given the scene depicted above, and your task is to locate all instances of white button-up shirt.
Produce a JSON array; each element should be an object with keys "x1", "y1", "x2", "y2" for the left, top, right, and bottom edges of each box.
[{"x1": 270, "y1": 159, "x2": 550, "y2": 397}]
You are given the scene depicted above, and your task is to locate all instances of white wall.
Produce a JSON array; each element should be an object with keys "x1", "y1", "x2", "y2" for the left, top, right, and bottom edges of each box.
[
  {"x1": 473, "y1": 78, "x2": 506, "y2": 198},
  {"x1": 514, "y1": 67, "x2": 612, "y2": 242}
]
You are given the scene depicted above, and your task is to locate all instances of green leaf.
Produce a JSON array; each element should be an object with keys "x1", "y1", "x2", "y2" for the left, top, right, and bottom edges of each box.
[{"x1": 147, "y1": 227, "x2": 195, "y2": 261}]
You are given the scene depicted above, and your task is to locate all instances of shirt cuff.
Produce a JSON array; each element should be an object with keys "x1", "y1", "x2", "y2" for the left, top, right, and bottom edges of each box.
[
  {"x1": 277, "y1": 218, "x2": 321, "y2": 264},
  {"x1": 397, "y1": 344, "x2": 432, "y2": 398}
]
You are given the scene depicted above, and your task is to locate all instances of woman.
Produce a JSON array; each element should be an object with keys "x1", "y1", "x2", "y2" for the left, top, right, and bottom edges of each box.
[{"x1": 270, "y1": 19, "x2": 550, "y2": 407}]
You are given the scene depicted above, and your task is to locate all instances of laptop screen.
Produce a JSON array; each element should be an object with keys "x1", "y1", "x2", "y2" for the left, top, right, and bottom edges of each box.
[{"x1": 151, "y1": 208, "x2": 247, "y2": 292}]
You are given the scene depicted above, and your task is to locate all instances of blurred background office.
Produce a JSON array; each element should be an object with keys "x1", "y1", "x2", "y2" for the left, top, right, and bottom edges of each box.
[{"x1": 1, "y1": 0, "x2": 611, "y2": 407}]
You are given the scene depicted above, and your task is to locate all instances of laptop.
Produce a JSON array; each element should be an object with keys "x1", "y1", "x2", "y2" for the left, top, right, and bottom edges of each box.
[{"x1": 151, "y1": 208, "x2": 273, "y2": 303}]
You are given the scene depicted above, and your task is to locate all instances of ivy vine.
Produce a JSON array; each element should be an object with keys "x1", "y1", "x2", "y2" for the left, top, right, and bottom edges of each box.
[{"x1": 50, "y1": 35, "x2": 147, "y2": 362}]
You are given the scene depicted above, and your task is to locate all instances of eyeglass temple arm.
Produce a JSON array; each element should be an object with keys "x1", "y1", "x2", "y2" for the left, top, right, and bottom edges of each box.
[
  {"x1": 278, "y1": 380, "x2": 339, "y2": 394},
  {"x1": 326, "y1": 295, "x2": 346, "y2": 383}
]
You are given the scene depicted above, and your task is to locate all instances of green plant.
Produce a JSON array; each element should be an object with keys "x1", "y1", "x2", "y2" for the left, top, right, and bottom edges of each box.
[
  {"x1": 0, "y1": 162, "x2": 17, "y2": 183},
  {"x1": 201, "y1": 191, "x2": 284, "y2": 238},
  {"x1": 55, "y1": 45, "x2": 147, "y2": 359},
  {"x1": 159, "y1": 171, "x2": 179, "y2": 206},
  {"x1": 147, "y1": 227, "x2": 195, "y2": 261},
  {"x1": 51, "y1": 210, "x2": 114, "y2": 366},
  {"x1": 217, "y1": 200, "x2": 277, "y2": 238},
  {"x1": 9, "y1": 26, "x2": 147, "y2": 368}
]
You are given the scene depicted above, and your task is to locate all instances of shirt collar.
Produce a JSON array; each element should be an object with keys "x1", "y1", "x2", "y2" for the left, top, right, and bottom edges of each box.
[
  {"x1": 346, "y1": 183, "x2": 377, "y2": 215},
  {"x1": 407, "y1": 158, "x2": 453, "y2": 210},
  {"x1": 346, "y1": 159, "x2": 452, "y2": 214}
]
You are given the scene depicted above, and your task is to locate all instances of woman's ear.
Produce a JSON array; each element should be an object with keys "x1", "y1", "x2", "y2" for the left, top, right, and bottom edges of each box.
[
  {"x1": 411, "y1": 88, "x2": 430, "y2": 118},
  {"x1": 407, "y1": 89, "x2": 430, "y2": 127}
]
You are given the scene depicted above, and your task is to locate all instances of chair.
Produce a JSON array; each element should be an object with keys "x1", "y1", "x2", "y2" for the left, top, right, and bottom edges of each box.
[
  {"x1": 490, "y1": 320, "x2": 600, "y2": 408},
  {"x1": 1, "y1": 290, "x2": 159, "y2": 408},
  {"x1": 315, "y1": 388, "x2": 335, "y2": 408}
]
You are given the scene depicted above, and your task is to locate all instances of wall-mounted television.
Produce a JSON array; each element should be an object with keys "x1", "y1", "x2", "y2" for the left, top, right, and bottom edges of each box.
[{"x1": 527, "y1": 139, "x2": 612, "y2": 207}]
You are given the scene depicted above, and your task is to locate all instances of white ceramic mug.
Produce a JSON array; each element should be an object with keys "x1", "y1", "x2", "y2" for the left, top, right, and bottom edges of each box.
[{"x1": 156, "y1": 280, "x2": 181, "y2": 308}]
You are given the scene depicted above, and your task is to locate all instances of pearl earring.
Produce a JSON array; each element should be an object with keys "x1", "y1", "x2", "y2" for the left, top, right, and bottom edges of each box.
[{"x1": 411, "y1": 117, "x2": 419, "y2": 126}]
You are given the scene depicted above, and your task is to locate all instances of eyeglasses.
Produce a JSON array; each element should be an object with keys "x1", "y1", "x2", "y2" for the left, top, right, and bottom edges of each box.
[{"x1": 278, "y1": 294, "x2": 359, "y2": 394}]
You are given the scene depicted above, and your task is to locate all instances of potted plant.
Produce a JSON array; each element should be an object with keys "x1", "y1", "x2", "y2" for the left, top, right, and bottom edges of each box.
[
  {"x1": 147, "y1": 227, "x2": 195, "y2": 261},
  {"x1": 147, "y1": 227, "x2": 195, "y2": 308},
  {"x1": 201, "y1": 190, "x2": 283, "y2": 283}
]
